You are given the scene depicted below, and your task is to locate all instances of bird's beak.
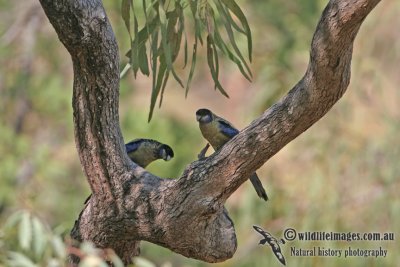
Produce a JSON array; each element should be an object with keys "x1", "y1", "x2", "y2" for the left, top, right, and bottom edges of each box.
[
  {"x1": 196, "y1": 115, "x2": 201, "y2": 122},
  {"x1": 161, "y1": 149, "x2": 172, "y2": 161}
]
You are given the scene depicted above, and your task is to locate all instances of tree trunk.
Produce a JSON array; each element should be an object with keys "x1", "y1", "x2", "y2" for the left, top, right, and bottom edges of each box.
[{"x1": 38, "y1": 0, "x2": 381, "y2": 264}]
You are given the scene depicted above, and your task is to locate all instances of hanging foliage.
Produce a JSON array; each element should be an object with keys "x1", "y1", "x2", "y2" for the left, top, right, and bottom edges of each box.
[{"x1": 121, "y1": 0, "x2": 253, "y2": 121}]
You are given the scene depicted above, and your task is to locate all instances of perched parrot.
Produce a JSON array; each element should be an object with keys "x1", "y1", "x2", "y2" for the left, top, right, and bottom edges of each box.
[
  {"x1": 84, "y1": 138, "x2": 174, "y2": 204},
  {"x1": 196, "y1": 108, "x2": 268, "y2": 201}
]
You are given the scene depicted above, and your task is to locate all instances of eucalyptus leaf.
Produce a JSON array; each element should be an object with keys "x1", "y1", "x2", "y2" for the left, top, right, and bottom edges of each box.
[
  {"x1": 121, "y1": 0, "x2": 132, "y2": 36},
  {"x1": 148, "y1": 62, "x2": 166, "y2": 122},
  {"x1": 188, "y1": 0, "x2": 204, "y2": 45},
  {"x1": 138, "y1": 45, "x2": 150, "y2": 76},
  {"x1": 158, "y1": 70, "x2": 170, "y2": 107},
  {"x1": 133, "y1": 257, "x2": 156, "y2": 267},
  {"x1": 109, "y1": 254, "x2": 124, "y2": 267},
  {"x1": 213, "y1": 29, "x2": 251, "y2": 81},
  {"x1": 206, "y1": 35, "x2": 228, "y2": 97},
  {"x1": 6, "y1": 252, "x2": 37, "y2": 267},
  {"x1": 131, "y1": 13, "x2": 140, "y2": 76},
  {"x1": 214, "y1": 0, "x2": 252, "y2": 79},
  {"x1": 32, "y1": 217, "x2": 47, "y2": 259},
  {"x1": 18, "y1": 211, "x2": 32, "y2": 251},
  {"x1": 211, "y1": 35, "x2": 220, "y2": 85},
  {"x1": 225, "y1": 7, "x2": 246, "y2": 34},
  {"x1": 120, "y1": 0, "x2": 253, "y2": 120},
  {"x1": 179, "y1": 5, "x2": 188, "y2": 68},
  {"x1": 185, "y1": 42, "x2": 197, "y2": 97},
  {"x1": 150, "y1": 29, "x2": 159, "y2": 108},
  {"x1": 4, "y1": 210, "x2": 23, "y2": 229},
  {"x1": 183, "y1": 31, "x2": 188, "y2": 68},
  {"x1": 51, "y1": 236, "x2": 66, "y2": 259},
  {"x1": 220, "y1": 0, "x2": 252, "y2": 61},
  {"x1": 158, "y1": 6, "x2": 183, "y2": 87}
]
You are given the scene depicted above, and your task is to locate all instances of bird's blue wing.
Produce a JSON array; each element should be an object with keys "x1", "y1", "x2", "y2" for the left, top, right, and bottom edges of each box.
[
  {"x1": 218, "y1": 120, "x2": 239, "y2": 138},
  {"x1": 125, "y1": 139, "x2": 142, "y2": 154}
]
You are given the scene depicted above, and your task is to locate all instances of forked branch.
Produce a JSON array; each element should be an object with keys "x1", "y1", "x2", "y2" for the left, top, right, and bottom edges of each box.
[{"x1": 38, "y1": 0, "x2": 381, "y2": 264}]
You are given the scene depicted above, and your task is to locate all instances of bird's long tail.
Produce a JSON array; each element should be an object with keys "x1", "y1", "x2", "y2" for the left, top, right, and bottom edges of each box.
[{"x1": 249, "y1": 173, "x2": 268, "y2": 201}]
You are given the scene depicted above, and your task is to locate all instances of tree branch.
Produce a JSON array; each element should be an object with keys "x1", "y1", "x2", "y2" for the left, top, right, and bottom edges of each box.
[
  {"x1": 38, "y1": 0, "x2": 381, "y2": 264},
  {"x1": 203, "y1": 0, "x2": 382, "y2": 200}
]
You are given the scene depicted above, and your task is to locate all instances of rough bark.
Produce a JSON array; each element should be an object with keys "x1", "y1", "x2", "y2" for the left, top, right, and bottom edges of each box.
[{"x1": 38, "y1": 0, "x2": 381, "y2": 264}]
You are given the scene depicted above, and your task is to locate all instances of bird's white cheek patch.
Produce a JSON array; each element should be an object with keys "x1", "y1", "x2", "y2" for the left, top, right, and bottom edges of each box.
[{"x1": 166, "y1": 155, "x2": 172, "y2": 161}]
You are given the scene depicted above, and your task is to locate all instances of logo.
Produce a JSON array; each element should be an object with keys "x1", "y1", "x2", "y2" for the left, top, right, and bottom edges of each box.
[
  {"x1": 253, "y1": 226, "x2": 394, "y2": 264},
  {"x1": 253, "y1": 225, "x2": 286, "y2": 265}
]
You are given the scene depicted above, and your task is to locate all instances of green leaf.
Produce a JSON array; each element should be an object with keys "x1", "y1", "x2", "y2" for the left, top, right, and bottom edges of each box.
[
  {"x1": 180, "y1": 7, "x2": 188, "y2": 68},
  {"x1": 173, "y1": 3, "x2": 185, "y2": 63},
  {"x1": 148, "y1": 62, "x2": 166, "y2": 122},
  {"x1": 150, "y1": 29, "x2": 159, "y2": 78},
  {"x1": 158, "y1": 5, "x2": 183, "y2": 87},
  {"x1": 6, "y1": 252, "x2": 37, "y2": 267},
  {"x1": 32, "y1": 217, "x2": 47, "y2": 259},
  {"x1": 133, "y1": 18, "x2": 160, "y2": 48},
  {"x1": 187, "y1": 0, "x2": 198, "y2": 20},
  {"x1": 4, "y1": 210, "x2": 23, "y2": 229},
  {"x1": 183, "y1": 31, "x2": 188, "y2": 68},
  {"x1": 148, "y1": 30, "x2": 159, "y2": 122},
  {"x1": 166, "y1": 21, "x2": 181, "y2": 62},
  {"x1": 158, "y1": 2, "x2": 167, "y2": 24},
  {"x1": 127, "y1": 5, "x2": 159, "y2": 77},
  {"x1": 207, "y1": 35, "x2": 229, "y2": 97},
  {"x1": 79, "y1": 256, "x2": 108, "y2": 267},
  {"x1": 214, "y1": 1, "x2": 252, "y2": 80},
  {"x1": 204, "y1": 3, "x2": 215, "y2": 35},
  {"x1": 51, "y1": 236, "x2": 66, "y2": 259},
  {"x1": 138, "y1": 45, "x2": 150, "y2": 76},
  {"x1": 119, "y1": 0, "x2": 253, "y2": 120},
  {"x1": 133, "y1": 257, "x2": 156, "y2": 267},
  {"x1": 185, "y1": 42, "x2": 197, "y2": 97},
  {"x1": 158, "y1": 69, "x2": 170, "y2": 107},
  {"x1": 211, "y1": 35, "x2": 220, "y2": 87},
  {"x1": 121, "y1": 0, "x2": 132, "y2": 36},
  {"x1": 109, "y1": 254, "x2": 124, "y2": 267},
  {"x1": 187, "y1": 0, "x2": 203, "y2": 44},
  {"x1": 130, "y1": 13, "x2": 140, "y2": 76},
  {"x1": 220, "y1": 0, "x2": 252, "y2": 61},
  {"x1": 213, "y1": 28, "x2": 251, "y2": 81},
  {"x1": 129, "y1": 18, "x2": 158, "y2": 75},
  {"x1": 225, "y1": 9, "x2": 246, "y2": 34},
  {"x1": 80, "y1": 241, "x2": 97, "y2": 254},
  {"x1": 18, "y1": 211, "x2": 32, "y2": 250}
]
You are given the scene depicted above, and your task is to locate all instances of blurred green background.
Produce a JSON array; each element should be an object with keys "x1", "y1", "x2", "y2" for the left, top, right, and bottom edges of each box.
[{"x1": 0, "y1": 0, "x2": 399, "y2": 266}]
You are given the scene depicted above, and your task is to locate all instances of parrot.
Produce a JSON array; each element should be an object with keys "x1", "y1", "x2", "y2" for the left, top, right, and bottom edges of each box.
[
  {"x1": 84, "y1": 138, "x2": 174, "y2": 204},
  {"x1": 196, "y1": 108, "x2": 268, "y2": 201},
  {"x1": 125, "y1": 138, "x2": 174, "y2": 167}
]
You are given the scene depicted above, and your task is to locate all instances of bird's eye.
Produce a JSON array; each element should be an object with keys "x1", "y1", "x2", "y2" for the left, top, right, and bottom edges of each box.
[
  {"x1": 196, "y1": 114, "x2": 212, "y2": 123},
  {"x1": 160, "y1": 149, "x2": 166, "y2": 158},
  {"x1": 160, "y1": 148, "x2": 171, "y2": 161}
]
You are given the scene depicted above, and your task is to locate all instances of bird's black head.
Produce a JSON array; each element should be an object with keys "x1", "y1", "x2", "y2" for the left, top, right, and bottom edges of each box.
[
  {"x1": 159, "y1": 144, "x2": 174, "y2": 161},
  {"x1": 196, "y1": 108, "x2": 213, "y2": 123}
]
